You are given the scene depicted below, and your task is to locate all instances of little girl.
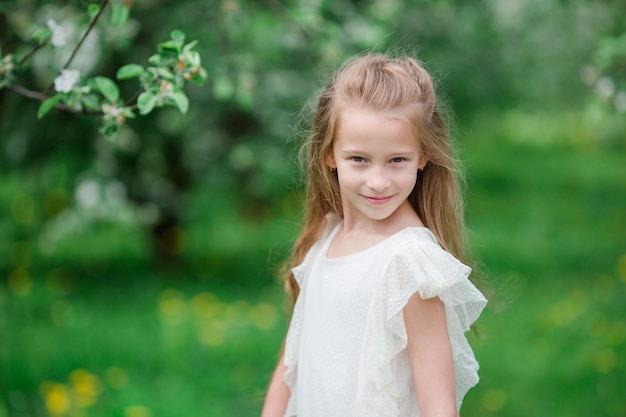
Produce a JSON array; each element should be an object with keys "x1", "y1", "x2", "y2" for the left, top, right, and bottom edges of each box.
[{"x1": 261, "y1": 53, "x2": 487, "y2": 417}]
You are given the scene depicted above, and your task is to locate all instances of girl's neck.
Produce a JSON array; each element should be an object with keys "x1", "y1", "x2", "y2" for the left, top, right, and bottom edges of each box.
[
  {"x1": 328, "y1": 201, "x2": 424, "y2": 258},
  {"x1": 342, "y1": 200, "x2": 423, "y2": 234}
]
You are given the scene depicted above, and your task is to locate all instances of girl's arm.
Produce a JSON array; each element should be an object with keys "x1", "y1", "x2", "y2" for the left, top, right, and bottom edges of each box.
[
  {"x1": 260, "y1": 352, "x2": 290, "y2": 417},
  {"x1": 403, "y1": 292, "x2": 459, "y2": 417}
]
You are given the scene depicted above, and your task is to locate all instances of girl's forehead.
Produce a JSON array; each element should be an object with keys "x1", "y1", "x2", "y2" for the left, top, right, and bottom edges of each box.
[
  {"x1": 336, "y1": 102, "x2": 421, "y2": 125},
  {"x1": 334, "y1": 110, "x2": 417, "y2": 149},
  {"x1": 337, "y1": 106, "x2": 405, "y2": 126},
  {"x1": 336, "y1": 108, "x2": 412, "y2": 135}
]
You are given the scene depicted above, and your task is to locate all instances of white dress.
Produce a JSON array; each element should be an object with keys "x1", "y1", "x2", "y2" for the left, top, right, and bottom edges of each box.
[{"x1": 283, "y1": 215, "x2": 487, "y2": 417}]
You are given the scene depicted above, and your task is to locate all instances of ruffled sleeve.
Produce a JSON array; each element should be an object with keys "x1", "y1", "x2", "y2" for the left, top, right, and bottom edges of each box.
[
  {"x1": 283, "y1": 214, "x2": 340, "y2": 417},
  {"x1": 354, "y1": 239, "x2": 487, "y2": 416}
]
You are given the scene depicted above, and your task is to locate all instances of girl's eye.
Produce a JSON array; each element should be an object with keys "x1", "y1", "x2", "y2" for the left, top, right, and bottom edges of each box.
[
  {"x1": 351, "y1": 156, "x2": 365, "y2": 163},
  {"x1": 390, "y1": 157, "x2": 406, "y2": 163}
]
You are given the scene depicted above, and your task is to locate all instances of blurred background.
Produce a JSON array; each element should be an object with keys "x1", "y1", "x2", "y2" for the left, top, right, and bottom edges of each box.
[{"x1": 1, "y1": 0, "x2": 625, "y2": 416}]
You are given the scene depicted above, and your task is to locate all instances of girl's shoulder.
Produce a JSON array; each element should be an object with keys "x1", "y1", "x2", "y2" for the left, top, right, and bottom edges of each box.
[
  {"x1": 374, "y1": 226, "x2": 442, "y2": 263},
  {"x1": 384, "y1": 228, "x2": 466, "y2": 277},
  {"x1": 391, "y1": 226, "x2": 439, "y2": 247}
]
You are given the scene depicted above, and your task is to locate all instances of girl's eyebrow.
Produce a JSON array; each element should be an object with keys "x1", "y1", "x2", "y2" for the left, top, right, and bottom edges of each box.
[
  {"x1": 339, "y1": 149, "x2": 417, "y2": 156},
  {"x1": 388, "y1": 151, "x2": 417, "y2": 156}
]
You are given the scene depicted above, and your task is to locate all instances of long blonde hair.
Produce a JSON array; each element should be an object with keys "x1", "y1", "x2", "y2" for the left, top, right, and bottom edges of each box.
[{"x1": 285, "y1": 53, "x2": 467, "y2": 304}]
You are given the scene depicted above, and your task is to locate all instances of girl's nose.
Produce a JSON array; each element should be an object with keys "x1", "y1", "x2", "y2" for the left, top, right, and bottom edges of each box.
[{"x1": 366, "y1": 168, "x2": 390, "y2": 192}]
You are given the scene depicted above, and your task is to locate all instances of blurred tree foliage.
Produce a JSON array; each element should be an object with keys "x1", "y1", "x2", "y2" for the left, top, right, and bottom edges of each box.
[{"x1": 0, "y1": 0, "x2": 623, "y2": 266}]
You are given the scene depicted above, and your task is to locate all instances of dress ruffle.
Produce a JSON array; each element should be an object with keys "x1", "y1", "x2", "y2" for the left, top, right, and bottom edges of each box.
[{"x1": 354, "y1": 239, "x2": 487, "y2": 416}]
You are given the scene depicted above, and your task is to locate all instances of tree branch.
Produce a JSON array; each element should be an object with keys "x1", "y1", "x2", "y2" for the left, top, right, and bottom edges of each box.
[
  {"x1": 62, "y1": 0, "x2": 110, "y2": 71},
  {"x1": 7, "y1": 84, "x2": 102, "y2": 115},
  {"x1": 44, "y1": 0, "x2": 110, "y2": 95},
  {"x1": 124, "y1": 89, "x2": 143, "y2": 107},
  {"x1": 6, "y1": 84, "x2": 47, "y2": 101},
  {"x1": 19, "y1": 41, "x2": 49, "y2": 66}
]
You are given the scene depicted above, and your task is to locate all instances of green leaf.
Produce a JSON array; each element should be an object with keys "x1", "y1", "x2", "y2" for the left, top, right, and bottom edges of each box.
[
  {"x1": 170, "y1": 30, "x2": 186, "y2": 44},
  {"x1": 182, "y1": 40, "x2": 199, "y2": 54},
  {"x1": 137, "y1": 91, "x2": 157, "y2": 115},
  {"x1": 157, "y1": 68, "x2": 175, "y2": 80},
  {"x1": 31, "y1": 27, "x2": 52, "y2": 43},
  {"x1": 158, "y1": 40, "x2": 181, "y2": 54},
  {"x1": 117, "y1": 64, "x2": 144, "y2": 80},
  {"x1": 139, "y1": 70, "x2": 158, "y2": 90},
  {"x1": 87, "y1": 4, "x2": 101, "y2": 19},
  {"x1": 148, "y1": 54, "x2": 162, "y2": 66},
  {"x1": 95, "y1": 77, "x2": 120, "y2": 103},
  {"x1": 82, "y1": 94, "x2": 101, "y2": 111},
  {"x1": 111, "y1": 4, "x2": 130, "y2": 26},
  {"x1": 121, "y1": 107, "x2": 136, "y2": 119},
  {"x1": 171, "y1": 90, "x2": 189, "y2": 114},
  {"x1": 37, "y1": 95, "x2": 63, "y2": 119}
]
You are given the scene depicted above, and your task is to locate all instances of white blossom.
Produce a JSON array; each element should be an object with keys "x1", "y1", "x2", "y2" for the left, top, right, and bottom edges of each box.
[
  {"x1": 47, "y1": 19, "x2": 68, "y2": 48},
  {"x1": 76, "y1": 179, "x2": 100, "y2": 210},
  {"x1": 102, "y1": 103, "x2": 124, "y2": 119},
  {"x1": 596, "y1": 77, "x2": 615, "y2": 100},
  {"x1": 53, "y1": 69, "x2": 80, "y2": 93}
]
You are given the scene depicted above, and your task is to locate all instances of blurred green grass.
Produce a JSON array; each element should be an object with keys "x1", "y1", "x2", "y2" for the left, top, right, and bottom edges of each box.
[
  {"x1": 2, "y1": 276, "x2": 288, "y2": 416},
  {"x1": 1, "y1": 112, "x2": 625, "y2": 416},
  {"x1": 460, "y1": 112, "x2": 626, "y2": 417}
]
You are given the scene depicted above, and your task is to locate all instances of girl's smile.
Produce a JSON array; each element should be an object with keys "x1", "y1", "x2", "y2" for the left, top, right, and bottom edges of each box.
[{"x1": 363, "y1": 195, "x2": 394, "y2": 205}]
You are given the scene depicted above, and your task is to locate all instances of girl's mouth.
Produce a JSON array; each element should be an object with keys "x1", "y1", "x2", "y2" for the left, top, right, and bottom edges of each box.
[{"x1": 363, "y1": 195, "x2": 393, "y2": 206}]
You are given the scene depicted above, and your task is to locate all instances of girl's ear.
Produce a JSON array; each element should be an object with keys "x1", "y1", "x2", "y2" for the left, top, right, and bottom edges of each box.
[
  {"x1": 326, "y1": 154, "x2": 337, "y2": 170},
  {"x1": 418, "y1": 155, "x2": 429, "y2": 171}
]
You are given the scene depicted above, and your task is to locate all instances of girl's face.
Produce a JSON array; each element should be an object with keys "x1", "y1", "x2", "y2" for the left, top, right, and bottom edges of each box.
[{"x1": 327, "y1": 108, "x2": 427, "y2": 226}]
